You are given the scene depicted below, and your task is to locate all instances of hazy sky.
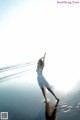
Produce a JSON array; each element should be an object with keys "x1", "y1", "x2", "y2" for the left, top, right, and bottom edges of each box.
[{"x1": 0, "y1": 0, "x2": 80, "y2": 92}]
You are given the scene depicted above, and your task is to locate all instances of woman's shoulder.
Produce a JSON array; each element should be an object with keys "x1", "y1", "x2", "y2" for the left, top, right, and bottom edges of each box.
[{"x1": 39, "y1": 66, "x2": 43, "y2": 70}]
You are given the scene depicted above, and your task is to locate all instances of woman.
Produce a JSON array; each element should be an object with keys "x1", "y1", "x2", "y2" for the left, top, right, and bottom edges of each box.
[{"x1": 36, "y1": 53, "x2": 59, "y2": 103}]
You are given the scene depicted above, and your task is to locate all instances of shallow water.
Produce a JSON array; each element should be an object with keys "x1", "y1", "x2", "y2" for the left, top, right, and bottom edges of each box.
[{"x1": 0, "y1": 64, "x2": 80, "y2": 120}]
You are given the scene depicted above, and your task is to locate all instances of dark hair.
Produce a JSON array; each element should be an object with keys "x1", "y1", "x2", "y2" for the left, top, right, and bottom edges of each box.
[{"x1": 39, "y1": 59, "x2": 44, "y2": 66}]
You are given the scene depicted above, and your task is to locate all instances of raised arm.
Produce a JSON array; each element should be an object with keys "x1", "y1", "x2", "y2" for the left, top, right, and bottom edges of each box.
[
  {"x1": 37, "y1": 53, "x2": 46, "y2": 69},
  {"x1": 43, "y1": 52, "x2": 46, "y2": 62},
  {"x1": 40, "y1": 53, "x2": 46, "y2": 61}
]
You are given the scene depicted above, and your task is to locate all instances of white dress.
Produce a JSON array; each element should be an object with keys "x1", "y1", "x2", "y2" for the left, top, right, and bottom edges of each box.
[{"x1": 36, "y1": 67, "x2": 50, "y2": 88}]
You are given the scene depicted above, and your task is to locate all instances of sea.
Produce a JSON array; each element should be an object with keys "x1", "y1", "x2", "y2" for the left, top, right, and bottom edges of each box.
[{"x1": 0, "y1": 62, "x2": 80, "y2": 120}]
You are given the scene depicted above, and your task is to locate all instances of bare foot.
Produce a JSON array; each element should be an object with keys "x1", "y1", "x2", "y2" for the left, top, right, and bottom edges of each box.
[
  {"x1": 44, "y1": 99, "x2": 47, "y2": 103},
  {"x1": 55, "y1": 98, "x2": 59, "y2": 107},
  {"x1": 57, "y1": 98, "x2": 59, "y2": 103}
]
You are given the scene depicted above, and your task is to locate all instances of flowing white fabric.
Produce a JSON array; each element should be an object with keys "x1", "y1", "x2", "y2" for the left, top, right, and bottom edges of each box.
[{"x1": 36, "y1": 68, "x2": 50, "y2": 88}]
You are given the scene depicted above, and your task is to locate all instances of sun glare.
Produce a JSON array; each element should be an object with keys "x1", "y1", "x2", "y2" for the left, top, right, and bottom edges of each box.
[
  {"x1": 0, "y1": 1, "x2": 80, "y2": 93},
  {"x1": 54, "y1": 81, "x2": 76, "y2": 93},
  {"x1": 44, "y1": 60, "x2": 79, "y2": 94}
]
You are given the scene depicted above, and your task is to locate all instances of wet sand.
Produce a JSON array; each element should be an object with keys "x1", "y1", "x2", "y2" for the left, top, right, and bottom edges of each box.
[{"x1": 0, "y1": 68, "x2": 80, "y2": 120}]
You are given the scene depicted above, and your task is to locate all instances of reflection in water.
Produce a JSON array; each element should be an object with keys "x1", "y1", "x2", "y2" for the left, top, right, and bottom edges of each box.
[{"x1": 45, "y1": 101, "x2": 58, "y2": 120}]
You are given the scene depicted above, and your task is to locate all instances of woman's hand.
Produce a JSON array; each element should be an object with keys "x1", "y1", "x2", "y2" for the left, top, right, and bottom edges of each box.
[
  {"x1": 39, "y1": 52, "x2": 46, "y2": 60},
  {"x1": 44, "y1": 52, "x2": 46, "y2": 58}
]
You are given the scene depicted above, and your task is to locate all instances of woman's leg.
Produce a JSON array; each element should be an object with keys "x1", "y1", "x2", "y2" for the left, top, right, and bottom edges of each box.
[
  {"x1": 47, "y1": 87, "x2": 59, "y2": 102},
  {"x1": 41, "y1": 87, "x2": 47, "y2": 101}
]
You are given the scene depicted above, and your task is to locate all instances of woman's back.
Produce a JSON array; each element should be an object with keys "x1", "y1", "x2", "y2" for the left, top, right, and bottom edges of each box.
[{"x1": 36, "y1": 67, "x2": 43, "y2": 76}]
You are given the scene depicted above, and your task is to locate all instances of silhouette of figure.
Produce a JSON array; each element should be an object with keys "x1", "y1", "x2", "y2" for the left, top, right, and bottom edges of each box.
[
  {"x1": 36, "y1": 53, "x2": 59, "y2": 103},
  {"x1": 45, "y1": 101, "x2": 58, "y2": 120}
]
